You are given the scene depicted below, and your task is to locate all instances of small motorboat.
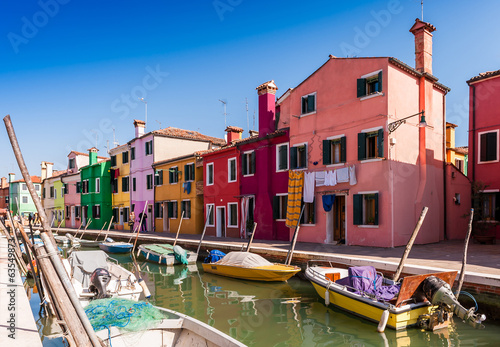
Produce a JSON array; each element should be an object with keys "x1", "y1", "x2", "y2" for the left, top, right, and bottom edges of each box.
[
  {"x1": 137, "y1": 244, "x2": 197, "y2": 265},
  {"x1": 63, "y1": 250, "x2": 143, "y2": 307},
  {"x1": 99, "y1": 241, "x2": 133, "y2": 254},
  {"x1": 202, "y1": 251, "x2": 300, "y2": 282},
  {"x1": 54, "y1": 233, "x2": 72, "y2": 247},
  {"x1": 305, "y1": 262, "x2": 486, "y2": 331}
]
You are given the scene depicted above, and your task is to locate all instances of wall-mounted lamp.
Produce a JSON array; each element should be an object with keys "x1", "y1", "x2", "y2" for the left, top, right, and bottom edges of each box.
[
  {"x1": 388, "y1": 110, "x2": 426, "y2": 134},
  {"x1": 292, "y1": 115, "x2": 301, "y2": 119}
]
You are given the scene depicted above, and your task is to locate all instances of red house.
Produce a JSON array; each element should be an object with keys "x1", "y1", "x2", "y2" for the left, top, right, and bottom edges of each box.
[{"x1": 467, "y1": 69, "x2": 500, "y2": 239}]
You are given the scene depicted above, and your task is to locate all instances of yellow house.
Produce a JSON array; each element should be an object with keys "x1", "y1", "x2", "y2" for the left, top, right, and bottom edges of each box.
[
  {"x1": 446, "y1": 122, "x2": 468, "y2": 175},
  {"x1": 153, "y1": 153, "x2": 204, "y2": 234},
  {"x1": 109, "y1": 144, "x2": 131, "y2": 230}
]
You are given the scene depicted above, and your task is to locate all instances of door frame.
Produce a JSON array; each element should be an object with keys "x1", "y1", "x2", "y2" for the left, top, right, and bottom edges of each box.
[
  {"x1": 216, "y1": 206, "x2": 226, "y2": 237},
  {"x1": 326, "y1": 194, "x2": 346, "y2": 244}
]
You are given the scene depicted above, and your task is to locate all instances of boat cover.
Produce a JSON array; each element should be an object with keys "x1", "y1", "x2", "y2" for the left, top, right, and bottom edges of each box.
[
  {"x1": 336, "y1": 266, "x2": 400, "y2": 301},
  {"x1": 204, "y1": 250, "x2": 226, "y2": 263},
  {"x1": 69, "y1": 250, "x2": 109, "y2": 287},
  {"x1": 215, "y1": 252, "x2": 272, "y2": 268}
]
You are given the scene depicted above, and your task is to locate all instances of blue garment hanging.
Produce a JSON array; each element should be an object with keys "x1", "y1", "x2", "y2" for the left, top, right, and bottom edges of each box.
[
  {"x1": 183, "y1": 182, "x2": 191, "y2": 194},
  {"x1": 322, "y1": 194, "x2": 335, "y2": 212}
]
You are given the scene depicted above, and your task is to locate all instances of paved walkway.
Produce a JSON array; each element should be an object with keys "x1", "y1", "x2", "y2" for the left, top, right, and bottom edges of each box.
[{"x1": 0, "y1": 236, "x2": 42, "y2": 346}]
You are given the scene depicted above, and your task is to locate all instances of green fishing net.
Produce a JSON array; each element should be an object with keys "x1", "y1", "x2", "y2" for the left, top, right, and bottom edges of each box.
[{"x1": 84, "y1": 298, "x2": 166, "y2": 333}]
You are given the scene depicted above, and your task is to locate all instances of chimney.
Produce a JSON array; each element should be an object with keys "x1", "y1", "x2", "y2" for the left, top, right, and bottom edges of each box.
[
  {"x1": 134, "y1": 119, "x2": 146, "y2": 138},
  {"x1": 256, "y1": 80, "x2": 278, "y2": 136},
  {"x1": 40, "y1": 161, "x2": 54, "y2": 180},
  {"x1": 8, "y1": 173, "x2": 15, "y2": 183},
  {"x1": 225, "y1": 126, "x2": 243, "y2": 143},
  {"x1": 88, "y1": 147, "x2": 98, "y2": 166},
  {"x1": 409, "y1": 18, "x2": 436, "y2": 74},
  {"x1": 1, "y1": 177, "x2": 7, "y2": 189}
]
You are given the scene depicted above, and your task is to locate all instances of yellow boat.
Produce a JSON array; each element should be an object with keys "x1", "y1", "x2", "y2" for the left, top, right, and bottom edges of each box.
[
  {"x1": 305, "y1": 261, "x2": 485, "y2": 331},
  {"x1": 202, "y1": 251, "x2": 300, "y2": 282}
]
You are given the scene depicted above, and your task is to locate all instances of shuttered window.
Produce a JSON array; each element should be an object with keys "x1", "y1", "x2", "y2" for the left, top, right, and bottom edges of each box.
[
  {"x1": 167, "y1": 201, "x2": 178, "y2": 218},
  {"x1": 323, "y1": 137, "x2": 346, "y2": 165},
  {"x1": 242, "y1": 151, "x2": 256, "y2": 176},
  {"x1": 184, "y1": 163, "x2": 195, "y2": 181},
  {"x1": 358, "y1": 129, "x2": 384, "y2": 160},
  {"x1": 122, "y1": 177, "x2": 129, "y2": 192},
  {"x1": 146, "y1": 174, "x2": 153, "y2": 190},
  {"x1": 207, "y1": 163, "x2": 214, "y2": 185},
  {"x1": 169, "y1": 167, "x2": 179, "y2": 184},
  {"x1": 228, "y1": 158, "x2": 237, "y2": 182},
  {"x1": 273, "y1": 195, "x2": 288, "y2": 220},
  {"x1": 357, "y1": 71, "x2": 383, "y2": 98},
  {"x1": 277, "y1": 144, "x2": 289, "y2": 171},
  {"x1": 479, "y1": 131, "x2": 498, "y2": 163},
  {"x1": 290, "y1": 144, "x2": 307, "y2": 169},
  {"x1": 181, "y1": 200, "x2": 191, "y2": 219},
  {"x1": 353, "y1": 193, "x2": 379, "y2": 225},
  {"x1": 301, "y1": 93, "x2": 316, "y2": 114},
  {"x1": 110, "y1": 155, "x2": 117, "y2": 167},
  {"x1": 154, "y1": 170, "x2": 163, "y2": 186}
]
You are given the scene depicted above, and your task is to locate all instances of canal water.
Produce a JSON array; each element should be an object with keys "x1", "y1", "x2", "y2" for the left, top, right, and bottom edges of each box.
[{"x1": 28, "y1": 251, "x2": 500, "y2": 346}]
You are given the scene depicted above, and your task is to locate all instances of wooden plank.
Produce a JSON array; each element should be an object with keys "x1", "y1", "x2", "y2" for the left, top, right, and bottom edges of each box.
[{"x1": 395, "y1": 271, "x2": 458, "y2": 307}]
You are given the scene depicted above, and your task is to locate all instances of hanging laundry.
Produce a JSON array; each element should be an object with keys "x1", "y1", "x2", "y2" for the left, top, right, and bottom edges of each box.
[
  {"x1": 336, "y1": 167, "x2": 349, "y2": 183},
  {"x1": 349, "y1": 165, "x2": 357, "y2": 185},
  {"x1": 303, "y1": 172, "x2": 315, "y2": 203},
  {"x1": 183, "y1": 182, "x2": 191, "y2": 194},
  {"x1": 322, "y1": 194, "x2": 336, "y2": 212},
  {"x1": 114, "y1": 168, "x2": 120, "y2": 178},
  {"x1": 315, "y1": 171, "x2": 326, "y2": 187},
  {"x1": 286, "y1": 171, "x2": 304, "y2": 229},
  {"x1": 324, "y1": 170, "x2": 337, "y2": 186}
]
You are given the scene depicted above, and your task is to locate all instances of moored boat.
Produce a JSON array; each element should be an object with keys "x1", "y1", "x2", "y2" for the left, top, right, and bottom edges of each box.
[
  {"x1": 202, "y1": 251, "x2": 300, "y2": 282},
  {"x1": 99, "y1": 241, "x2": 133, "y2": 254},
  {"x1": 138, "y1": 243, "x2": 197, "y2": 265}
]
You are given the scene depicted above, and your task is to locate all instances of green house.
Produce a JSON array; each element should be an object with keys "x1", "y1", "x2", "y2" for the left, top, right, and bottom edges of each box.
[{"x1": 80, "y1": 148, "x2": 112, "y2": 230}]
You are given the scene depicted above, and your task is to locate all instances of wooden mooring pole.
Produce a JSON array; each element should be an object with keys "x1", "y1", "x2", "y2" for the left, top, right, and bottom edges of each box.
[{"x1": 456, "y1": 208, "x2": 474, "y2": 298}]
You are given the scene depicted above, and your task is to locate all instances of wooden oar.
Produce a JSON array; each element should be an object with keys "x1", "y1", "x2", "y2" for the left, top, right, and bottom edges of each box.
[
  {"x1": 173, "y1": 211, "x2": 185, "y2": 247},
  {"x1": 196, "y1": 205, "x2": 213, "y2": 257},
  {"x1": 455, "y1": 208, "x2": 474, "y2": 298},
  {"x1": 245, "y1": 222, "x2": 257, "y2": 252},
  {"x1": 393, "y1": 206, "x2": 428, "y2": 282}
]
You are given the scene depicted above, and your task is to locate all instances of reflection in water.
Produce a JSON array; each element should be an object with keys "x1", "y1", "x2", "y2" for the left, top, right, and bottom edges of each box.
[{"x1": 29, "y1": 255, "x2": 500, "y2": 346}]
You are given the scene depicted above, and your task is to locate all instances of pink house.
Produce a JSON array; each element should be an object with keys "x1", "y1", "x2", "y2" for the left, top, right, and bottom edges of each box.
[
  {"x1": 277, "y1": 19, "x2": 449, "y2": 247},
  {"x1": 467, "y1": 69, "x2": 500, "y2": 239}
]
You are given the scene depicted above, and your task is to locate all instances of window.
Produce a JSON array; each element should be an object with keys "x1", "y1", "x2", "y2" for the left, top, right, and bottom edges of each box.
[
  {"x1": 358, "y1": 129, "x2": 384, "y2": 160},
  {"x1": 455, "y1": 158, "x2": 464, "y2": 173},
  {"x1": 22, "y1": 196, "x2": 28, "y2": 204},
  {"x1": 50, "y1": 186, "x2": 54, "y2": 198},
  {"x1": 169, "y1": 167, "x2": 179, "y2": 184},
  {"x1": 353, "y1": 193, "x2": 379, "y2": 226},
  {"x1": 478, "y1": 130, "x2": 498, "y2": 163},
  {"x1": 95, "y1": 178, "x2": 100, "y2": 193},
  {"x1": 357, "y1": 71, "x2": 383, "y2": 97},
  {"x1": 273, "y1": 195, "x2": 288, "y2": 220},
  {"x1": 480, "y1": 192, "x2": 499, "y2": 221},
  {"x1": 65, "y1": 205, "x2": 70, "y2": 217},
  {"x1": 276, "y1": 144, "x2": 289, "y2": 171},
  {"x1": 92, "y1": 205, "x2": 101, "y2": 219},
  {"x1": 132, "y1": 177, "x2": 136, "y2": 191},
  {"x1": 323, "y1": 137, "x2": 346, "y2": 165},
  {"x1": 75, "y1": 206, "x2": 81, "y2": 218},
  {"x1": 146, "y1": 174, "x2": 153, "y2": 190},
  {"x1": 112, "y1": 178, "x2": 118, "y2": 193},
  {"x1": 228, "y1": 203, "x2": 238, "y2": 227},
  {"x1": 206, "y1": 204, "x2": 215, "y2": 226},
  {"x1": 207, "y1": 163, "x2": 214, "y2": 185},
  {"x1": 301, "y1": 92, "x2": 316, "y2": 115},
  {"x1": 228, "y1": 158, "x2": 237, "y2": 182},
  {"x1": 242, "y1": 151, "x2": 256, "y2": 176},
  {"x1": 63, "y1": 184, "x2": 68, "y2": 195},
  {"x1": 300, "y1": 200, "x2": 315, "y2": 225},
  {"x1": 145, "y1": 140, "x2": 153, "y2": 155},
  {"x1": 22, "y1": 183, "x2": 27, "y2": 191},
  {"x1": 112, "y1": 208, "x2": 119, "y2": 223},
  {"x1": 122, "y1": 151, "x2": 129, "y2": 164},
  {"x1": 290, "y1": 144, "x2": 307, "y2": 169},
  {"x1": 167, "y1": 201, "x2": 178, "y2": 218},
  {"x1": 181, "y1": 200, "x2": 191, "y2": 219},
  {"x1": 122, "y1": 177, "x2": 129, "y2": 192},
  {"x1": 123, "y1": 207, "x2": 129, "y2": 223},
  {"x1": 61, "y1": 187, "x2": 65, "y2": 197},
  {"x1": 154, "y1": 170, "x2": 163, "y2": 186},
  {"x1": 184, "y1": 163, "x2": 195, "y2": 181},
  {"x1": 110, "y1": 155, "x2": 117, "y2": 167},
  {"x1": 76, "y1": 181, "x2": 81, "y2": 193},
  {"x1": 131, "y1": 147, "x2": 136, "y2": 160},
  {"x1": 35, "y1": 184, "x2": 40, "y2": 191},
  {"x1": 81, "y1": 180, "x2": 89, "y2": 194},
  {"x1": 69, "y1": 158, "x2": 75, "y2": 169},
  {"x1": 154, "y1": 202, "x2": 163, "y2": 218},
  {"x1": 42, "y1": 188, "x2": 46, "y2": 199}
]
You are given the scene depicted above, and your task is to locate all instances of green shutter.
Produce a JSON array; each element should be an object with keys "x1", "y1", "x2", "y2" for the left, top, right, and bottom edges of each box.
[
  {"x1": 357, "y1": 78, "x2": 366, "y2": 97},
  {"x1": 159, "y1": 170, "x2": 163, "y2": 185},
  {"x1": 307, "y1": 95, "x2": 315, "y2": 113},
  {"x1": 341, "y1": 136, "x2": 346, "y2": 162},
  {"x1": 353, "y1": 194, "x2": 362, "y2": 225},
  {"x1": 184, "y1": 165, "x2": 188, "y2": 181},
  {"x1": 377, "y1": 71, "x2": 383, "y2": 92},
  {"x1": 301, "y1": 97, "x2": 307, "y2": 114},
  {"x1": 311, "y1": 200, "x2": 315, "y2": 224},
  {"x1": 374, "y1": 193, "x2": 379, "y2": 225},
  {"x1": 323, "y1": 140, "x2": 331, "y2": 165},
  {"x1": 487, "y1": 132, "x2": 497, "y2": 161},
  {"x1": 167, "y1": 202, "x2": 173, "y2": 218},
  {"x1": 279, "y1": 145, "x2": 287, "y2": 170},
  {"x1": 377, "y1": 129, "x2": 384, "y2": 158},
  {"x1": 290, "y1": 146, "x2": 298, "y2": 169},
  {"x1": 273, "y1": 196, "x2": 280, "y2": 219},
  {"x1": 250, "y1": 152, "x2": 256, "y2": 174},
  {"x1": 242, "y1": 154, "x2": 248, "y2": 175},
  {"x1": 358, "y1": 133, "x2": 366, "y2": 160},
  {"x1": 191, "y1": 165, "x2": 195, "y2": 181}
]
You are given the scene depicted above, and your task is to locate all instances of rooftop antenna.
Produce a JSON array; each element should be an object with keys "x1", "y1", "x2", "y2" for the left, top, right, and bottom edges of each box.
[
  {"x1": 421, "y1": 0, "x2": 424, "y2": 20},
  {"x1": 252, "y1": 110, "x2": 256, "y2": 130},
  {"x1": 156, "y1": 120, "x2": 162, "y2": 129},
  {"x1": 112, "y1": 128, "x2": 119, "y2": 148},
  {"x1": 245, "y1": 97, "x2": 249, "y2": 134},
  {"x1": 219, "y1": 99, "x2": 227, "y2": 127},
  {"x1": 105, "y1": 140, "x2": 110, "y2": 154}
]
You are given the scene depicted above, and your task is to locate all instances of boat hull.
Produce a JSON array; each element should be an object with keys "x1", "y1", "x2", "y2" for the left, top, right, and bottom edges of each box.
[
  {"x1": 202, "y1": 263, "x2": 300, "y2": 282},
  {"x1": 99, "y1": 242, "x2": 133, "y2": 253},
  {"x1": 138, "y1": 245, "x2": 198, "y2": 266}
]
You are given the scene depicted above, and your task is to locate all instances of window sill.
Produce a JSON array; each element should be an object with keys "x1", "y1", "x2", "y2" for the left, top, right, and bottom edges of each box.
[
  {"x1": 206, "y1": 183, "x2": 214, "y2": 186},
  {"x1": 276, "y1": 168, "x2": 289, "y2": 173},
  {"x1": 228, "y1": 180, "x2": 237, "y2": 183},
  {"x1": 357, "y1": 225, "x2": 379, "y2": 228},
  {"x1": 227, "y1": 225, "x2": 239, "y2": 228},
  {"x1": 360, "y1": 158, "x2": 384, "y2": 163},
  {"x1": 299, "y1": 111, "x2": 316, "y2": 118},
  {"x1": 478, "y1": 159, "x2": 499, "y2": 164},
  {"x1": 170, "y1": 182, "x2": 179, "y2": 185},
  {"x1": 243, "y1": 174, "x2": 255, "y2": 177},
  {"x1": 300, "y1": 224, "x2": 316, "y2": 227},
  {"x1": 359, "y1": 92, "x2": 384, "y2": 101},
  {"x1": 327, "y1": 163, "x2": 345, "y2": 168}
]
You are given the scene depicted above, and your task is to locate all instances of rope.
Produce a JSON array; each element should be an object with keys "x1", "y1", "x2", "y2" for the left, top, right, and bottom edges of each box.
[{"x1": 458, "y1": 291, "x2": 478, "y2": 312}]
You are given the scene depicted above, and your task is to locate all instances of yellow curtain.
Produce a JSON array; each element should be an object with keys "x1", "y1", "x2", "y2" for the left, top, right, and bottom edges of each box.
[{"x1": 286, "y1": 171, "x2": 304, "y2": 229}]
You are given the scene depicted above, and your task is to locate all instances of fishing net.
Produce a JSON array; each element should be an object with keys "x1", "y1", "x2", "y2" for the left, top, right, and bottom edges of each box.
[{"x1": 84, "y1": 298, "x2": 166, "y2": 333}]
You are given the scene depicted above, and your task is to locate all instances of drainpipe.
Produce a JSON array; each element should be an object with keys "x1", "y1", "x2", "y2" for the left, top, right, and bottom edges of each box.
[
  {"x1": 472, "y1": 85, "x2": 476, "y2": 182},
  {"x1": 415, "y1": 76, "x2": 427, "y2": 221},
  {"x1": 443, "y1": 93, "x2": 447, "y2": 240}
]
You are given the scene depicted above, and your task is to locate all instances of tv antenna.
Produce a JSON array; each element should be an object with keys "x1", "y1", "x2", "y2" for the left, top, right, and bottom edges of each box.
[
  {"x1": 252, "y1": 110, "x2": 256, "y2": 130},
  {"x1": 245, "y1": 97, "x2": 249, "y2": 133},
  {"x1": 112, "y1": 128, "x2": 119, "y2": 148},
  {"x1": 156, "y1": 120, "x2": 162, "y2": 129},
  {"x1": 421, "y1": 0, "x2": 424, "y2": 20},
  {"x1": 219, "y1": 99, "x2": 228, "y2": 127}
]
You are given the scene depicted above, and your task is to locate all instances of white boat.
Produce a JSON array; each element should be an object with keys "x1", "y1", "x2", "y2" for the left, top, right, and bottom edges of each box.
[{"x1": 63, "y1": 250, "x2": 143, "y2": 307}]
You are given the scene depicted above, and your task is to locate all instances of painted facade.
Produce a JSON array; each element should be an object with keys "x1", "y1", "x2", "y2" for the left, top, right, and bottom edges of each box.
[
  {"x1": 277, "y1": 19, "x2": 448, "y2": 247},
  {"x1": 129, "y1": 119, "x2": 224, "y2": 232},
  {"x1": 153, "y1": 154, "x2": 204, "y2": 234},
  {"x1": 446, "y1": 122, "x2": 468, "y2": 175},
  {"x1": 467, "y1": 69, "x2": 500, "y2": 239},
  {"x1": 8, "y1": 173, "x2": 42, "y2": 218},
  {"x1": 110, "y1": 144, "x2": 131, "y2": 230},
  {"x1": 80, "y1": 148, "x2": 112, "y2": 230},
  {"x1": 0, "y1": 177, "x2": 9, "y2": 217}
]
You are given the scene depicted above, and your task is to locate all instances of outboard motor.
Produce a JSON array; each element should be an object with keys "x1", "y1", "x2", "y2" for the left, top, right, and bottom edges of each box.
[
  {"x1": 419, "y1": 276, "x2": 486, "y2": 330},
  {"x1": 88, "y1": 268, "x2": 111, "y2": 299}
]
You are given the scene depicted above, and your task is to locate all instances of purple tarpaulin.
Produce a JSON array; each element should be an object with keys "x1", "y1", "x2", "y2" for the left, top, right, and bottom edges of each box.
[{"x1": 335, "y1": 266, "x2": 400, "y2": 301}]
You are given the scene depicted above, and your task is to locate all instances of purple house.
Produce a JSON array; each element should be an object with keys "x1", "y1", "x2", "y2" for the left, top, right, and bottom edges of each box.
[
  {"x1": 236, "y1": 81, "x2": 290, "y2": 241},
  {"x1": 129, "y1": 120, "x2": 225, "y2": 232}
]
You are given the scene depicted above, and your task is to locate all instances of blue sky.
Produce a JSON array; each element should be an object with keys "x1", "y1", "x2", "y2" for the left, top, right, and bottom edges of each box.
[{"x1": 1, "y1": 0, "x2": 499, "y2": 178}]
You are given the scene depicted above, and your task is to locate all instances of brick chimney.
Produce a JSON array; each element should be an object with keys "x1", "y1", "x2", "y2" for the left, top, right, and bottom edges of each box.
[
  {"x1": 41, "y1": 161, "x2": 54, "y2": 180},
  {"x1": 1, "y1": 177, "x2": 7, "y2": 189},
  {"x1": 409, "y1": 18, "x2": 436, "y2": 74},
  {"x1": 256, "y1": 80, "x2": 278, "y2": 136},
  {"x1": 8, "y1": 173, "x2": 15, "y2": 183},
  {"x1": 133, "y1": 119, "x2": 146, "y2": 138},
  {"x1": 225, "y1": 126, "x2": 243, "y2": 143},
  {"x1": 88, "y1": 147, "x2": 98, "y2": 166}
]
